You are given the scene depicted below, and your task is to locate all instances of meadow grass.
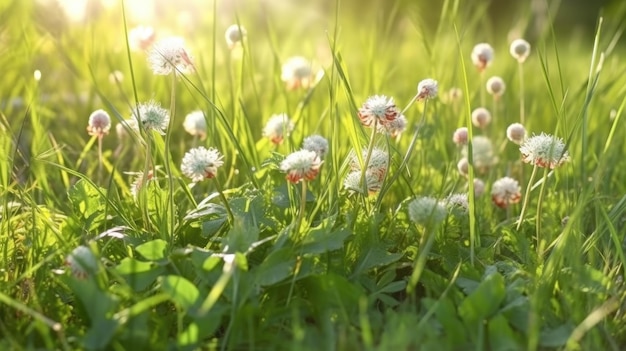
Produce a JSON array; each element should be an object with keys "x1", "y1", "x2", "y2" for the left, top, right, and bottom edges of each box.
[{"x1": 1, "y1": 0, "x2": 626, "y2": 350}]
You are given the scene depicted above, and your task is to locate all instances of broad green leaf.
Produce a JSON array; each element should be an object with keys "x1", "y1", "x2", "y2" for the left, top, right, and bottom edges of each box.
[
  {"x1": 432, "y1": 297, "x2": 466, "y2": 347},
  {"x1": 115, "y1": 257, "x2": 165, "y2": 291},
  {"x1": 60, "y1": 275, "x2": 119, "y2": 324},
  {"x1": 352, "y1": 247, "x2": 403, "y2": 276},
  {"x1": 84, "y1": 318, "x2": 119, "y2": 351},
  {"x1": 459, "y1": 271, "x2": 506, "y2": 325},
  {"x1": 254, "y1": 248, "x2": 296, "y2": 286},
  {"x1": 488, "y1": 314, "x2": 520, "y2": 351},
  {"x1": 160, "y1": 275, "x2": 199, "y2": 311},
  {"x1": 67, "y1": 179, "x2": 105, "y2": 230},
  {"x1": 136, "y1": 239, "x2": 168, "y2": 261},
  {"x1": 222, "y1": 216, "x2": 259, "y2": 253},
  {"x1": 301, "y1": 222, "x2": 351, "y2": 255},
  {"x1": 539, "y1": 323, "x2": 574, "y2": 348}
]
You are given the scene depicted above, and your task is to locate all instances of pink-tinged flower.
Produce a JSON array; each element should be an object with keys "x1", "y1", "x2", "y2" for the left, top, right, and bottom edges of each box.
[
  {"x1": 471, "y1": 43, "x2": 494, "y2": 71},
  {"x1": 358, "y1": 95, "x2": 399, "y2": 128},
  {"x1": 486, "y1": 76, "x2": 506, "y2": 97},
  {"x1": 453, "y1": 127, "x2": 469, "y2": 146},
  {"x1": 132, "y1": 101, "x2": 170, "y2": 135},
  {"x1": 343, "y1": 170, "x2": 382, "y2": 195},
  {"x1": 457, "y1": 157, "x2": 469, "y2": 177},
  {"x1": 87, "y1": 109, "x2": 111, "y2": 137},
  {"x1": 148, "y1": 36, "x2": 194, "y2": 75},
  {"x1": 510, "y1": 39, "x2": 531, "y2": 63},
  {"x1": 181, "y1": 147, "x2": 224, "y2": 182},
  {"x1": 506, "y1": 123, "x2": 526, "y2": 144},
  {"x1": 471, "y1": 107, "x2": 492, "y2": 128},
  {"x1": 128, "y1": 170, "x2": 156, "y2": 199},
  {"x1": 183, "y1": 110, "x2": 207, "y2": 140},
  {"x1": 350, "y1": 148, "x2": 389, "y2": 181},
  {"x1": 416, "y1": 78, "x2": 438, "y2": 101},
  {"x1": 378, "y1": 114, "x2": 407, "y2": 137},
  {"x1": 280, "y1": 149, "x2": 322, "y2": 183},
  {"x1": 473, "y1": 178, "x2": 486, "y2": 197},
  {"x1": 491, "y1": 177, "x2": 521, "y2": 208},
  {"x1": 302, "y1": 135, "x2": 329, "y2": 158},
  {"x1": 225, "y1": 24, "x2": 247, "y2": 49},
  {"x1": 129, "y1": 25, "x2": 155, "y2": 51},
  {"x1": 280, "y1": 56, "x2": 321, "y2": 90},
  {"x1": 65, "y1": 246, "x2": 98, "y2": 279},
  {"x1": 263, "y1": 113, "x2": 294, "y2": 145},
  {"x1": 520, "y1": 133, "x2": 569, "y2": 169}
]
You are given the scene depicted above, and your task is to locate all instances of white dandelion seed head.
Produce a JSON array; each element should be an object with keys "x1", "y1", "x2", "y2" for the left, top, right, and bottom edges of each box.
[
  {"x1": 148, "y1": 36, "x2": 194, "y2": 75},
  {"x1": 416, "y1": 78, "x2": 438, "y2": 101},
  {"x1": 87, "y1": 109, "x2": 111, "y2": 137},
  {"x1": 133, "y1": 101, "x2": 170, "y2": 135},
  {"x1": 491, "y1": 176, "x2": 521, "y2": 208},
  {"x1": 457, "y1": 157, "x2": 469, "y2": 177},
  {"x1": 486, "y1": 76, "x2": 506, "y2": 97},
  {"x1": 462, "y1": 136, "x2": 497, "y2": 171},
  {"x1": 225, "y1": 24, "x2": 247, "y2": 48},
  {"x1": 471, "y1": 43, "x2": 494, "y2": 71},
  {"x1": 65, "y1": 246, "x2": 98, "y2": 279},
  {"x1": 471, "y1": 107, "x2": 492, "y2": 128},
  {"x1": 519, "y1": 133, "x2": 569, "y2": 169},
  {"x1": 302, "y1": 135, "x2": 329, "y2": 158},
  {"x1": 445, "y1": 193, "x2": 469, "y2": 214},
  {"x1": 129, "y1": 25, "x2": 155, "y2": 52},
  {"x1": 281, "y1": 56, "x2": 314, "y2": 90},
  {"x1": 280, "y1": 149, "x2": 322, "y2": 183},
  {"x1": 263, "y1": 113, "x2": 294, "y2": 145},
  {"x1": 183, "y1": 110, "x2": 207, "y2": 140},
  {"x1": 473, "y1": 178, "x2": 486, "y2": 197},
  {"x1": 506, "y1": 123, "x2": 526, "y2": 144},
  {"x1": 453, "y1": 127, "x2": 469, "y2": 146},
  {"x1": 181, "y1": 147, "x2": 224, "y2": 182},
  {"x1": 408, "y1": 196, "x2": 447, "y2": 227},
  {"x1": 510, "y1": 39, "x2": 531, "y2": 63},
  {"x1": 358, "y1": 95, "x2": 399, "y2": 128},
  {"x1": 343, "y1": 170, "x2": 382, "y2": 195},
  {"x1": 378, "y1": 114, "x2": 407, "y2": 137}
]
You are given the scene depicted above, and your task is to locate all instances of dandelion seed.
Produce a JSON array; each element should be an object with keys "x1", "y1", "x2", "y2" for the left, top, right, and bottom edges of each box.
[
  {"x1": 225, "y1": 24, "x2": 247, "y2": 49},
  {"x1": 181, "y1": 147, "x2": 224, "y2": 182},
  {"x1": 129, "y1": 25, "x2": 155, "y2": 51},
  {"x1": 452, "y1": 127, "x2": 469, "y2": 146},
  {"x1": 358, "y1": 95, "x2": 399, "y2": 128},
  {"x1": 510, "y1": 39, "x2": 531, "y2": 63},
  {"x1": 343, "y1": 170, "x2": 382, "y2": 195},
  {"x1": 132, "y1": 101, "x2": 170, "y2": 135},
  {"x1": 280, "y1": 149, "x2": 322, "y2": 183},
  {"x1": 408, "y1": 196, "x2": 447, "y2": 227},
  {"x1": 350, "y1": 148, "x2": 389, "y2": 181},
  {"x1": 491, "y1": 177, "x2": 521, "y2": 208},
  {"x1": 281, "y1": 56, "x2": 317, "y2": 90},
  {"x1": 302, "y1": 135, "x2": 329, "y2": 158},
  {"x1": 471, "y1": 107, "x2": 492, "y2": 128},
  {"x1": 416, "y1": 78, "x2": 438, "y2": 101},
  {"x1": 148, "y1": 36, "x2": 194, "y2": 75},
  {"x1": 486, "y1": 76, "x2": 506, "y2": 97},
  {"x1": 471, "y1": 43, "x2": 494, "y2": 71},
  {"x1": 183, "y1": 110, "x2": 207, "y2": 140},
  {"x1": 263, "y1": 113, "x2": 294, "y2": 145},
  {"x1": 506, "y1": 123, "x2": 526, "y2": 144},
  {"x1": 519, "y1": 133, "x2": 569, "y2": 169},
  {"x1": 87, "y1": 109, "x2": 111, "y2": 137},
  {"x1": 65, "y1": 246, "x2": 98, "y2": 279}
]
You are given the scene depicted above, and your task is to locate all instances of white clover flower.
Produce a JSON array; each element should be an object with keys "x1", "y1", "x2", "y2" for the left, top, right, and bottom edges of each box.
[
  {"x1": 506, "y1": 123, "x2": 526, "y2": 144},
  {"x1": 263, "y1": 113, "x2": 294, "y2": 145},
  {"x1": 183, "y1": 110, "x2": 207, "y2": 140},
  {"x1": 520, "y1": 133, "x2": 569, "y2": 169},
  {"x1": 447, "y1": 87, "x2": 463, "y2": 103},
  {"x1": 129, "y1": 25, "x2": 155, "y2": 52},
  {"x1": 473, "y1": 178, "x2": 486, "y2": 197},
  {"x1": 457, "y1": 157, "x2": 469, "y2": 177},
  {"x1": 281, "y1": 56, "x2": 315, "y2": 90},
  {"x1": 65, "y1": 246, "x2": 98, "y2": 279},
  {"x1": 510, "y1": 39, "x2": 531, "y2": 63},
  {"x1": 445, "y1": 193, "x2": 469, "y2": 214},
  {"x1": 350, "y1": 147, "x2": 389, "y2": 181},
  {"x1": 471, "y1": 43, "x2": 494, "y2": 71},
  {"x1": 280, "y1": 149, "x2": 322, "y2": 183},
  {"x1": 343, "y1": 170, "x2": 382, "y2": 195},
  {"x1": 181, "y1": 147, "x2": 224, "y2": 182},
  {"x1": 486, "y1": 76, "x2": 506, "y2": 97},
  {"x1": 416, "y1": 78, "x2": 438, "y2": 101},
  {"x1": 408, "y1": 196, "x2": 447, "y2": 227},
  {"x1": 462, "y1": 136, "x2": 497, "y2": 172},
  {"x1": 491, "y1": 177, "x2": 521, "y2": 208},
  {"x1": 378, "y1": 114, "x2": 407, "y2": 137},
  {"x1": 225, "y1": 24, "x2": 247, "y2": 49},
  {"x1": 87, "y1": 109, "x2": 111, "y2": 137},
  {"x1": 471, "y1": 107, "x2": 492, "y2": 128},
  {"x1": 302, "y1": 135, "x2": 329, "y2": 158},
  {"x1": 357, "y1": 95, "x2": 400, "y2": 128},
  {"x1": 133, "y1": 101, "x2": 170, "y2": 135},
  {"x1": 452, "y1": 127, "x2": 468, "y2": 146},
  {"x1": 148, "y1": 36, "x2": 194, "y2": 75}
]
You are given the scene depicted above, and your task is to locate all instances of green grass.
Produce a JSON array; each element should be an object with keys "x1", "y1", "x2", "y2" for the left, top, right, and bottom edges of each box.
[{"x1": 1, "y1": 0, "x2": 626, "y2": 350}]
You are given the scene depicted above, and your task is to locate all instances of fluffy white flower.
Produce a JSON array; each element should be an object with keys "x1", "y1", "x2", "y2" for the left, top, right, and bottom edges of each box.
[
  {"x1": 358, "y1": 95, "x2": 400, "y2": 128},
  {"x1": 263, "y1": 113, "x2": 294, "y2": 145},
  {"x1": 87, "y1": 109, "x2": 111, "y2": 137},
  {"x1": 471, "y1": 43, "x2": 494, "y2": 71},
  {"x1": 181, "y1": 147, "x2": 224, "y2": 182},
  {"x1": 462, "y1": 136, "x2": 497, "y2": 172},
  {"x1": 350, "y1": 147, "x2": 389, "y2": 181},
  {"x1": 491, "y1": 177, "x2": 521, "y2": 208},
  {"x1": 471, "y1": 107, "x2": 492, "y2": 128},
  {"x1": 486, "y1": 76, "x2": 505, "y2": 97},
  {"x1": 445, "y1": 193, "x2": 469, "y2": 214},
  {"x1": 302, "y1": 135, "x2": 329, "y2": 158},
  {"x1": 148, "y1": 36, "x2": 194, "y2": 75},
  {"x1": 506, "y1": 123, "x2": 526, "y2": 144},
  {"x1": 520, "y1": 133, "x2": 569, "y2": 169},
  {"x1": 281, "y1": 56, "x2": 318, "y2": 90},
  {"x1": 280, "y1": 149, "x2": 322, "y2": 183},
  {"x1": 452, "y1": 127, "x2": 468, "y2": 146},
  {"x1": 510, "y1": 39, "x2": 531, "y2": 63},
  {"x1": 343, "y1": 170, "x2": 382, "y2": 195},
  {"x1": 225, "y1": 24, "x2": 247, "y2": 49},
  {"x1": 183, "y1": 110, "x2": 207, "y2": 140},
  {"x1": 472, "y1": 178, "x2": 486, "y2": 197},
  {"x1": 133, "y1": 101, "x2": 170, "y2": 135},
  {"x1": 65, "y1": 246, "x2": 98, "y2": 279},
  {"x1": 378, "y1": 114, "x2": 407, "y2": 137},
  {"x1": 416, "y1": 78, "x2": 438, "y2": 101},
  {"x1": 408, "y1": 196, "x2": 447, "y2": 227},
  {"x1": 129, "y1": 25, "x2": 155, "y2": 51}
]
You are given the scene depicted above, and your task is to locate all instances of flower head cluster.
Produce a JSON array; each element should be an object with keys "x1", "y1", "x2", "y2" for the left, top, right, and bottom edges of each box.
[
  {"x1": 462, "y1": 136, "x2": 497, "y2": 172},
  {"x1": 181, "y1": 147, "x2": 224, "y2": 182},
  {"x1": 183, "y1": 110, "x2": 207, "y2": 140},
  {"x1": 416, "y1": 78, "x2": 438, "y2": 101},
  {"x1": 129, "y1": 25, "x2": 155, "y2": 51},
  {"x1": 471, "y1": 43, "x2": 494, "y2": 71},
  {"x1": 510, "y1": 39, "x2": 531, "y2": 63},
  {"x1": 302, "y1": 135, "x2": 329, "y2": 158},
  {"x1": 148, "y1": 36, "x2": 194, "y2": 75},
  {"x1": 506, "y1": 123, "x2": 526, "y2": 144},
  {"x1": 343, "y1": 170, "x2": 382, "y2": 195},
  {"x1": 486, "y1": 76, "x2": 505, "y2": 97},
  {"x1": 378, "y1": 114, "x2": 407, "y2": 137},
  {"x1": 358, "y1": 95, "x2": 400, "y2": 128},
  {"x1": 65, "y1": 246, "x2": 98, "y2": 279},
  {"x1": 520, "y1": 133, "x2": 569, "y2": 169},
  {"x1": 350, "y1": 148, "x2": 389, "y2": 181},
  {"x1": 491, "y1": 177, "x2": 521, "y2": 208},
  {"x1": 408, "y1": 196, "x2": 447, "y2": 227},
  {"x1": 445, "y1": 193, "x2": 469, "y2": 214},
  {"x1": 471, "y1": 107, "x2": 492, "y2": 128},
  {"x1": 472, "y1": 178, "x2": 486, "y2": 197},
  {"x1": 263, "y1": 113, "x2": 294, "y2": 145},
  {"x1": 280, "y1": 149, "x2": 322, "y2": 183},
  {"x1": 281, "y1": 56, "x2": 318, "y2": 90},
  {"x1": 225, "y1": 24, "x2": 247, "y2": 49},
  {"x1": 87, "y1": 109, "x2": 111, "y2": 137},
  {"x1": 452, "y1": 127, "x2": 468, "y2": 146},
  {"x1": 132, "y1": 101, "x2": 170, "y2": 135}
]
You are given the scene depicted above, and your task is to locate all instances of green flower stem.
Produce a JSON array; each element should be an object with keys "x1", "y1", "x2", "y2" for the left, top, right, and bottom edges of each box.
[
  {"x1": 519, "y1": 61, "x2": 525, "y2": 124},
  {"x1": 535, "y1": 167, "x2": 550, "y2": 256},
  {"x1": 294, "y1": 180, "x2": 308, "y2": 235},
  {"x1": 517, "y1": 164, "x2": 538, "y2": 230},
  {"x1": 213, "y1": 176, "x2": 234, "y2": 224},
  {"x1": 360, "y1": 120, "x2": 379, "y2": 196},
  {"x1": 407, "y1": 224, "x2": 437, "y2": 293},
  {"x1": 164, "y1": 72, "x2": 177, "y2": 241}
]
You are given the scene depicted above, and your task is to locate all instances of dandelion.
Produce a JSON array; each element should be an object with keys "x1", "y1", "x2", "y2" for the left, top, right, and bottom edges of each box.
[
  {"x1": 519, "y1": 133, "x2": 569, "y2": 169},
  {"x1": 344, "y1": 170, "x2": 382, "y2": 195},
  {"x1": 281, "y1": 56, "x2": 318, "y2": 90},
  {"x1": 65, "y1": 246, "x2": 98, "y2": 279},
  {"x1": 471, "y1": 107, "x2": 492, "y2": 128},
  {"x1": 263, "y1": 113, "x2": 294, "y2": 145},
  {"x1": 486, "y1": 76, "x2": 506, "y2": 97},
  {"x1": 462, "y1": 136, "x2": 497, "y2": 172},
  {"x1": 408, "y1": 196, "x2": 447, "y2": 227},
  {"x1": 452, "y1": 127, "x2": 468, "y2": 146},
  {"x1": 183, "y1": 110, "x2": 207, "y2": 140},
  {"x1": 510, "y1": 39, "x2": 531, "y2": 63},
  {"x1": 133, "y1": 101, "x2": 170, "y2": 135},
  {"x1": 416, "y1": 78, "x2": 438, "y2": 101},
  {"x1": 129, "y1": 25, "x2": 155, "y2": 51},
  {"x1": 280, "y1": 149, "x2": 322, "y2": 184},
  {"x1": 378, "y1": 114, "x2": 407, "y2": 137},
  {"x1": 506, "y1": 123, "x2": 526, "y2": 144},
  {"x1": 148, "y1": 36, "x2": 194, "y2": 75},
  {"x1": 181, "y1": 147, "x2": 224, "y2": 182},
  {"x1": 491, "y1": 177, "x2": 521, "y2": 208},
  {"x1": 350, "y1": 147, "x2": 389, "y2": 181},
  {"x1": 471, "y1": 43, "x2": 494, "y2": 71},
  {"x1": 302, "y1": 135, "x2": 329, "y2": 158},
  {"x1": 357, "y1": 95, "x2": 399, "y2": 128},
  {"x1": 225, "y1": 24, "x2": 247, "y2": 49},
  {"x1": 87, "y1": 109, "x2": 111, "y2": 137}
]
